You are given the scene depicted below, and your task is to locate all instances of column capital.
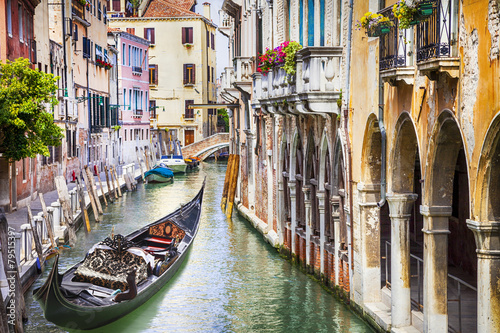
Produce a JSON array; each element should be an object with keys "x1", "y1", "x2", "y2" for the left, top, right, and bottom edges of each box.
[
  {"x1": 467, "y1": 220, "x2": 500, "y2": 258},
  {"x1": 387, "y1": 193, "x2": 418, "y2": 218}
]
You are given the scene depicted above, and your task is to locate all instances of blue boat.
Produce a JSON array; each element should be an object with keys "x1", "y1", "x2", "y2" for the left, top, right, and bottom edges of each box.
[{"x1": 144, "y1": 164, "x2": 174, "y2": 183}]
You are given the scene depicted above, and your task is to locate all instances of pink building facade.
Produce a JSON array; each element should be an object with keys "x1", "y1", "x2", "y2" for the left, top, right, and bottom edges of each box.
[{"x1": 108, "y1": 29, "x2": 150, "y2": 165}]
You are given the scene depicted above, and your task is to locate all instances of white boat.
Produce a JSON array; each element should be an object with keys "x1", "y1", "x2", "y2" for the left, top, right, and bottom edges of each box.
[{"x1": 160, "y1": 140, "x2": 187, "y2": 173}]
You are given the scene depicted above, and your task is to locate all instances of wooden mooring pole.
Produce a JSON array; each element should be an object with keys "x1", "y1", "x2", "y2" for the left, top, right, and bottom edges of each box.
[
  {"x1": 39, "y1": 193, "x2": 57, "y2": 248},
  {"x1": 104, "y1": 166, "x2": 115, "y2": 201},
  {"x1": 112, "y1": 166, "x2": 123, "y2": 197},
  {"x1": 75, "y1": 178, "x2": 91, "y2": 232},
  {"x1": 26, "y1": 205, "x2": 44, "y2": 271},
  {"x1": 81, "y1": 169, "x2": 100, "y2": 223},
  {"x1": 225, "y1": 154, "x2": 240, "y2": 218},
  {"x1": 85, "y1": 166, "x2": 103, "y2": 215},
  {"x1": 220, "y1": 154, "x2": 234, "y2": 212}
]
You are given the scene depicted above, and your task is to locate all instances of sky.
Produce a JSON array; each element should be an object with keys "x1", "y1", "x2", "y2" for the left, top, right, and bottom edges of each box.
[{"x1": 194, "y1": 0, "x2": 230, "y2": 78}]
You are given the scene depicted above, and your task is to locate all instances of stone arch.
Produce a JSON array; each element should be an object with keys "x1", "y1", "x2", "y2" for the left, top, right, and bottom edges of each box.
[
  {"x1": 305, "y1": 130, "x2": 320, "y2": 234},
  {"x1": 332, "y1": 133, "x2": 347, "y2": 247},
  {"x1": 390, "y1": 112, "x2": 421, "y2": 193},
  {"x1": 424, "y1": 110, "x2": 470, "y2": 207},
  {"x1": 422, "y1": 110, "x2": 476, "y2": 332},
  {"x1": 361, "y1": 113, "x2": 382, "y2": 185},
  {"x1": 474, "y1": 112, "x2": 500, "y2": 221},
  {"x1": 318, "y1": 129, "x2": 332, "y2": 192}
]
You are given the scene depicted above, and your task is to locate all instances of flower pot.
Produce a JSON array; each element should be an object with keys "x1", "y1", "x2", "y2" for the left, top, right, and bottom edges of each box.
[{"x1": 367, "y1": 24, "x2": 391, "y2": 37}]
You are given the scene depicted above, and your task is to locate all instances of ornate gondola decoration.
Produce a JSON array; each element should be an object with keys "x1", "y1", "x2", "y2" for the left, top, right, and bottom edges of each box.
[{"x1": 33, "y1": 181, "x2": 205, "y2": 330}]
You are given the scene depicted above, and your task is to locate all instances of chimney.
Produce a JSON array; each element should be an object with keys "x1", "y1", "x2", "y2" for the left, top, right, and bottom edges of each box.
[{"x1": 203, "y1": 2, "x2": 211, "y2": 20}]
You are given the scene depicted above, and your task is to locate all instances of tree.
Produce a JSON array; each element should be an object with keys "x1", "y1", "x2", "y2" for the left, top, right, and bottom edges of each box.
[
  {"x1": 217, "y1": 108, "x2": 229, "y2": 132},
  {"x1": 0, "y1": 58, "x2": 63, "y2": 162}
]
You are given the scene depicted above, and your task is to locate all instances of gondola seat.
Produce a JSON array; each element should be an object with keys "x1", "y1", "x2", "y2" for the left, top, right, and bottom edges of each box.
[
  {"x1": 148, "y1": 221, "x2": 186, "y2": 240},
  {"x1": 72, "y1": 248, "x2": 149, "y2": 291}
]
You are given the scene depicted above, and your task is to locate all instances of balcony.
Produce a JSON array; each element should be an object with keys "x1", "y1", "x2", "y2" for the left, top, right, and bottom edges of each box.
[
  {"x1": 232, "y1": 56, "x2": 253, "y2": 94},
  {"x1": 415, "y1": 0, "x2": 459, "y2": 79},
  {"x1": 132, "y1": 66, "x2": 142, "y2": 75},
  {"x1": 132, "y1": 109, "x2": 143, "y2": 118},
  {"x1": 256, "y1": 47, "x2": 342, "y2": 115},
  {"x1": 378, "y1": 6, "x2": 415, "y2": 86}
]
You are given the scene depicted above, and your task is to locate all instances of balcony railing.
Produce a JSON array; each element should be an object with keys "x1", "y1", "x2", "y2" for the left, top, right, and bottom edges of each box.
[
  {"x1": 256, "y1": 46, "x2": 342, "y2": 114},
  {"x1": 379, "y1": 6, "x2": 412, "y2": 71},
  {"x1": 233, "y1": 56, "x2": 253, "y2": 82},
  {"x1": 133, "y1": 109, "x2": 143, "y2": 118},
  {"x1": 132, "y1": 66, "x2": 142, "y2": 75},
  {"x1": 416, "y1": 0, "x2": 454, "y2": 62}
]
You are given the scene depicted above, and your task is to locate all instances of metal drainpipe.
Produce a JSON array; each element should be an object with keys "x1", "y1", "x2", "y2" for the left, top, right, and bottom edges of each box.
[
  {"x1": 343, "y1": 0, "x2": 354, "y2": 269},
  {"x1": 377, "y1": 77, "x2": 387, "y2": 208}
]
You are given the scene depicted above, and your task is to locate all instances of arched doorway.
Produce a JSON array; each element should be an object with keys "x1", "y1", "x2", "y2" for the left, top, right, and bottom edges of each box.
[
  {"x1": 468, "y1": 114, "x2": 500, "y2": 331},
  {"x1": 422, "y1": 111, "x2": 476, "y2": 332}
]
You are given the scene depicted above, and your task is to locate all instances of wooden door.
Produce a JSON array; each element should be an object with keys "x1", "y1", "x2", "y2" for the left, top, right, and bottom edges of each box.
[{"x1": 185, "y1": 130, "x2": 194, "y2": 146}]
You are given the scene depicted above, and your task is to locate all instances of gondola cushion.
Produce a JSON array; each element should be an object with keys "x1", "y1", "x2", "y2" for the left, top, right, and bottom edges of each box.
[
  {"x1": 72, "y1": 248, "x2": 149, "y2": 291},
  {"x1": 149, "y1": 221, "x2": 186, "y2": 240}
]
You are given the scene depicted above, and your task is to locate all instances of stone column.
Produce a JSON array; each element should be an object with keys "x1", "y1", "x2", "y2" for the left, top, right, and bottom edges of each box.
[
  {"x1": 387, "y1": 193, "x2": 418, "y2": 328},
  {"x1": 420, "y1": 205, "x2": 452, "y2": 332},
  {"x1": 277, "y1": 179, "x2": 285, "y2": 244},
  {"x1": 303, "y1": 186, "x2": 312, "y2": 266},
  {"x1": 317, "y1": 190, "x2": 326, "y2": 274},
  {"x1": 467, "y1": 220, "x2": 500, "y2": 332},
  {"x1": 331, "y1": 195, "x2": 341, "y2": 286},
  {"x1": 289, "y1": 181, "x2": 297, "y2": 254},
  {"x1": 357, "y1": 183, "x2": 381, "y2": 304}
]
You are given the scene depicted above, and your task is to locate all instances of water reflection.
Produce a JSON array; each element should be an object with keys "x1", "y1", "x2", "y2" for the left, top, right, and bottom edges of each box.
[{"x1": 24, "y1": 162, "x2": 373, "y2": 332}]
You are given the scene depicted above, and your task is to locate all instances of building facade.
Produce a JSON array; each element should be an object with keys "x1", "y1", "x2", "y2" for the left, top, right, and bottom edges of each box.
[
  {"x1": 108, "y1": 29, "x2": 150, "y2": 165},
  {"x1": 0, "y1": 0, "x2": 40, "y2": 211},
  {"x1": 109, "y1": 0, "x2": 218, "y2": 150},
  {"x1": 220, "y1": 0, "x2": 500, "y2": 331}
]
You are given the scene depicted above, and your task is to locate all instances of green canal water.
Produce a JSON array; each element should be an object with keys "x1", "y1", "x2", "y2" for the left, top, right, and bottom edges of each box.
[{"x1": 24, "y1": 162, "x2": 374, "y2": 333}]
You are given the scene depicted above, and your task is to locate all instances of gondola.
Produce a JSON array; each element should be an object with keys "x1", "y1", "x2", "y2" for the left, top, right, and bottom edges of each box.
[{"x1": 33, "y1": 180, "x2": 205, "y2": 330}]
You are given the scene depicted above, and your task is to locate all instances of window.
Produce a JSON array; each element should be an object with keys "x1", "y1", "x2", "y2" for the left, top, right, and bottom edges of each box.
[
  {"x1": 182, "y1": 27, "x2": 193, "y2": 44},
  {"x1": 129, "y1": 90, "x2": 132, "y2": 110},
  {"x1": 103, "y1": 5, "x2": 107, "y2": 24},
  {"x1": 149, "y1": 100, "x2": 156, "y2": 118},
  {"x1": 185, "y1": 100, "x2": 194, "y2": 118},
  {"x1": 126, "y1": 28, "x2": 135, "y2": 35},
  {"x1": 206, "y1": 30, "x2": 209, "y2": 48},
  {"x1": 211, "y1": 33, "x2": 215, "y2": 50},
  {"x1": 7, "y1": 0, "x2": 12, "y2": 36},
  {"x1": 128, "y1": 45, "x2": 131, "y2": 66},
  {"x1": 112, "y1": 0, "x2": 120, "y2": 11},
  {"x1": 212, "y1": 67, "x2": 214, "y2": 83},
  {"x1": 149, "y1": 64, "x2": 158, "y2": 85},
  {"x1": 18, "y1": 4, "x2": 23, "y2": 42},
  {"x1": 207, "y1": 65, "x2": 210, "y2": 82},
  {"x1": 73, "y1": 24, "x2": 78, "y2": 41},
  {"x1": 98, "y1": 1, "x2": 102, "y2": 20},
  {"x1": 95, "y1": 44, "x2": 103, "y2": 61},
  {"x1": 145, "y1": 92, "x2": 148, "y2": 110},
  {"x1": 122, "y1": 43, "x2": 126, "y2": 65},
  {"x1": 82, "y1": 36, "x2": 90, "y2": 58},
  {"x1": 144, "y1": 28, "x2": 155, "y2": 44},
  {"x1": 183, "y1": 64, "x2": 195, "y2": 85},
  {"x1": 123, "y1": 88, "x2": 126, "y2": 108}
]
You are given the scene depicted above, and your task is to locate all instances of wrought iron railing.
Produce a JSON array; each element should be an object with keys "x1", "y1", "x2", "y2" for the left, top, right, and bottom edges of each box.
[
  {"x1": 416, "y1": 0, "x2": 454, "y2": 62},
  {"x1": 379, "y1": 7, "x2": 411, "y2": 71}
]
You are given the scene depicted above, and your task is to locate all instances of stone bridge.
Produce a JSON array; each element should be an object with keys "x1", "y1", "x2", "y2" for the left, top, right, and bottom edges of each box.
[{"x1": 182, "y1": 133, "x2": 230, "y2": 161}]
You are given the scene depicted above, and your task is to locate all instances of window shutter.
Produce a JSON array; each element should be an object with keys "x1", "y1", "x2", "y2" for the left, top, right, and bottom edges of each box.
[
  {"x1": 182, "y1": 27, "x2": 186, "y2": 44},
  {"x1": 183, "y1": 64, "x2": 188, "y2": 84},
  {"x1": 126, "y1": 28, "x2": 135, "y2": 35},
  {"x1": 212, "y1": 33, "x2": 215, "y2": 49},
  {"x1": 112, "y1": 0, "x2": 120, "y2": 11},
  {"x1": 191, "y1": 64, "x2": 196, "y2": 84},
  {"x1": 154, "y1": 64, "x2": 158, "y2": 85},
  {"x1": 188, "y1": 28, "x2": 193, "y2": 44},
  {"x1": 207, "y1": 65, "x2": 210, "y2": 82},
  {"x1": 206, "y1": 30, "x2": 209, "y2": 48},
  {"x1": 151, "y1": 28, "x2": 155, "y2": 44}
]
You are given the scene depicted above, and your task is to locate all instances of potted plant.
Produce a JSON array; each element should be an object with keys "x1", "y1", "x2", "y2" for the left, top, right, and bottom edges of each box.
[
  {"x1": 257, "y1": 41, "x2": 302, "y2": 76},
  {"x1": 356, "y1": 12, "x2": 394, "y2": 37},
  {"x1": 393, "y1": 0, "x2": 434, "y2": 29},
  {"x1": 76, "y1": 0, "x2": 87, "y2": 6},
  {"x1": 257, "y1": 48, "x2": 277, "y2": 74}
]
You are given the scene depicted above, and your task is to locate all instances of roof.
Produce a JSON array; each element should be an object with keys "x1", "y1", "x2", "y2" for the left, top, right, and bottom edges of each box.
[
  {"x1": 107, "y1": 27, "x2": 122, "y2": 33},
  {"x1": 143, "y1": 0, "x2": 201, "y2": 18}
]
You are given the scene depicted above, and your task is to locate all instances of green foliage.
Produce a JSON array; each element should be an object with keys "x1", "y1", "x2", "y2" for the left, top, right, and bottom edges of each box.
[
  {"x1": 282, "y1": 41, "x2": 302, "y2": 76},
  {"x1": 0, "y1": 58, "x2": 63, "y2": 162},
  {"x1": 217, "y1": 108, "x2": 229, "y2": 132}
]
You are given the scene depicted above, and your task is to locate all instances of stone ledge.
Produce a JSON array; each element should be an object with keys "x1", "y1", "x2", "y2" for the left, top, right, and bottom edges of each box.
[{"x1": 364, "y1": 302, "x2": 392, "y2": 332}]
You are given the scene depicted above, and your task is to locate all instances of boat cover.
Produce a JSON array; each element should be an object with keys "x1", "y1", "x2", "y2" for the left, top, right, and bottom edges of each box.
[{"x1": 144, "y1": 167, "x2": 174, "y2": 179}]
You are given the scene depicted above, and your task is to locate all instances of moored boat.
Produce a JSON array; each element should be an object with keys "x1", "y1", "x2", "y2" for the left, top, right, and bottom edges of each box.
[
  {"x1": 160, "y1": 140, "x2": 187, "y2": 173},
  {"x1": 33, "y1": 181, "x2": 205, "y2": 330},
  {"x1": 144, "y1": 164, "x2": 174, "y2": 183}
]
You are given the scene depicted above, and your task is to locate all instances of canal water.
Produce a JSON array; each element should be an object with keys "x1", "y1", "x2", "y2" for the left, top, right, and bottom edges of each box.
[{"x1": 24, "y1": 162, "x2": 373, "y2": 333}]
